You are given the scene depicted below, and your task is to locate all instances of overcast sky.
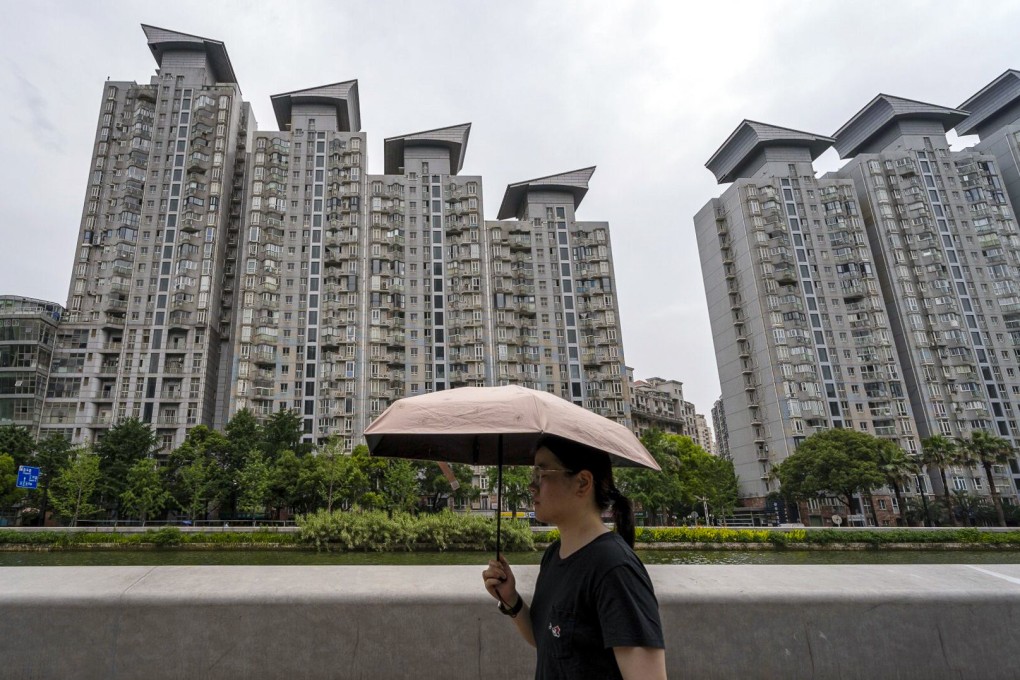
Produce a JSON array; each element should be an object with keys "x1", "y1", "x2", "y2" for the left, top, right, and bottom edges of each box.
[{"x1": 1, "y1": 0, "x2": 1018, "y2": 418}]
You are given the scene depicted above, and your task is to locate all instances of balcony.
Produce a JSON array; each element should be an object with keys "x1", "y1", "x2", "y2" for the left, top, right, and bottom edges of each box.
[
  {"x1": 774, "y1": 265, "x2": 797, "y2": 285},
  {"x1": 509, "y1": 236, "x2": 532, "y2": 251}
]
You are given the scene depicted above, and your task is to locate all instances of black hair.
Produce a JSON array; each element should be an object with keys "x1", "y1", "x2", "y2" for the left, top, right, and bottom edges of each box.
[{"x1": 538, "y1": 436, "x2": 636, "y2": 548}]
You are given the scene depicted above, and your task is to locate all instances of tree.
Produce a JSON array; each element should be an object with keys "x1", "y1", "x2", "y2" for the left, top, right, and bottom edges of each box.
[
  {"x1": 774, "y1": 429, "x2": 885, "y2": 523},
  {"x1": 307, "y1": 442, "x2": 377, "y2": 512},
  {"x1": 0, "y1": 424, "x2": 35, "y2": 469},
  {"x1": 95, "y1": 418, "x2": 159, "y2": 506},
  {"x1": 314, "y1": 447, "x2": 348, "y2": 512},
  {"x1": 920, "y1": 435, "x2": 962, "y2": 527},
  {"x1": 487, "y1": 466, "x2": 533, "y2": 518},
  {"x1": 164, "y1": 426, "x2": 231, "y2": 517},
  {"x1": 616, "y1": 431, "x2": 682, "y2": 525},
  {"x1": 875, "y1": 441, "x2": 918, "y2": 527},
  {"x1": 957, "y1": 431, "x2": 1014, "y2": 528},
  {"x1": 672, "y1": 440, "x2": 738, "y2": 523},
  {"x1": 417, "y1": 462, "x2": 477, "y2": 512},
  {"x1": 224, "y1": 411, "x2": 264, "y2": 515},
  {"x1": 31, "y1": 433, "x2": 72, "y2": 526},
  {"x1": 49, "y1": 449, "x2": 101, "y2": 526},
  {"x1": 380, "y1": 459, "x2": 418, "y2": 514},
  {"x1": 0, "y1": 453, "x2": 26, "y2": 509},
  {"x1": 262, "y1": 409, "x2": 306, "y2": 460},
  {"x1": 616, "y1": 431, "x2": 737, "y2": 526},
  {"x1": 177, "y1": 456, "x2": 218, "y2": 522},
  {"x1": 269, "y1": 449, "x2": 303, "y2": 517},
  {"x1": 225, "y1": 410, "x2": 263, "y2": 471},
  {"x1": 237, "y1": 450, "x2": 273, "y2": 525},
  {"x1": 119, "y1": 458, "x2": 172, "y2": 525}
]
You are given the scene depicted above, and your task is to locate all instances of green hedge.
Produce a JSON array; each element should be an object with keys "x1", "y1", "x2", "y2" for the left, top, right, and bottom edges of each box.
[
  {"x1": 630, "y1": 527, "x2": 1020, "y2": 546},
  {"x1": 0, "y1": 528, "x2": 300, "y2": 548},
  {"x1": 534, "y1": 527, "x2": 1020, "y2": 547},
  {"x1": 296, "y1": 510, "x2": 535, "y2": 552},
  {"x1": 6, "y1": 525, "x2": 1020, "y2": 551}
]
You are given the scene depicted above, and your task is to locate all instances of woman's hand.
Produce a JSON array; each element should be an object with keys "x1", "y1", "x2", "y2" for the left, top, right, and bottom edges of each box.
[
  {"x1": 483, "y1": 554, "x2": 536, "y2": 647},
  {"x1": 482, "y1": 554, "x2": 518, "y2": 606}
]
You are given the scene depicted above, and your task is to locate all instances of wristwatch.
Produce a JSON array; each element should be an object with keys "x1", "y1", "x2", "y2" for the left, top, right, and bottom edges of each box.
[{"x1": 497, "y1": 595, "x2": 523, "y2": 618}]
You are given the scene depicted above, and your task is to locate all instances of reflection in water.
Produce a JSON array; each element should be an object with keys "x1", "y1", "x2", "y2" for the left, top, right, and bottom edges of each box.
[{"x1": 3, "y1": 548, "x2": 1020, "y2": 567}]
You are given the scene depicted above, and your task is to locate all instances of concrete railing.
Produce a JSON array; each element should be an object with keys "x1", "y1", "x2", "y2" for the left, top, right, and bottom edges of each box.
[{"x1": 2, "y1": 564, "x2": 1020, "y2": 679}]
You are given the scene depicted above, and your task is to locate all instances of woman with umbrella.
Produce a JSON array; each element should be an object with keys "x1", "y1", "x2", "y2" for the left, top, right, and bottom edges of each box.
[
  {"x1": 482, "y1": 438, "x2": 666, "y2": 680},
  {"x1": 365, "y1": 386, "x2": 666, "y2": 678}
]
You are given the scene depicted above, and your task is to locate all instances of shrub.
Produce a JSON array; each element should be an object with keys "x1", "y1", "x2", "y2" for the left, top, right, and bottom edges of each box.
[
  {"x1": 295, "y1": 510, "x2": 534, "y2": 552},
  {"x1": 147, "y1": 526, "x2": 182, "y2": 547}
]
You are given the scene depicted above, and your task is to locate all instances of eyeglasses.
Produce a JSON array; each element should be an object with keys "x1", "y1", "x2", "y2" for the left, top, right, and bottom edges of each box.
[{"x1": 530, "y1": 467, "x2": 572, "y2": 487}]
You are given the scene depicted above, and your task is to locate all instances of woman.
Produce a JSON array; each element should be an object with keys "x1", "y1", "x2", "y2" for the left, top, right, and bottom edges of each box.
[{"x1": 482, "y1": 438, "x2": 667, "y2": 679}]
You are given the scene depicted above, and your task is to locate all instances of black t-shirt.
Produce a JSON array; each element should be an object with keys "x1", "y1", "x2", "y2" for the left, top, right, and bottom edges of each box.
[{"x1": 529, "y1": 532, "x2": 664, "y2": 680}]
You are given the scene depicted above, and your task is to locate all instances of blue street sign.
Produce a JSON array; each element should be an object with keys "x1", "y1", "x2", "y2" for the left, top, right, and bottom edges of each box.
[{"x1": 16, "y1": 465, "x2": 40, "y2": 490}]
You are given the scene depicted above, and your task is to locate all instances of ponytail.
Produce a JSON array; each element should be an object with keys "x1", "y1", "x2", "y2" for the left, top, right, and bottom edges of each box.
[{"x1": 609, "y1": 487, "x2": 636, "y2": 548}]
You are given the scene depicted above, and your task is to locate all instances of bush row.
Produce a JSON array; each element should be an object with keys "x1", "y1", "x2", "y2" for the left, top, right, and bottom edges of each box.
[
  {"x1": 626, "y1": 527, "x2": 1020, "y2": 546},
  {"x1": 530, "y1": 527, "x2": 1020, "y2": 547},
  {"x1": 0, "y1": 527, "x2": 300, "y2": 548},
  {"x1": 8, "y1": 524, "x2": 1020, "y2": 551},
  {"x1": 1, "y1": 512, "x2": 536, "y2": 553},
  {"x1": 295, "y1": 510, "x2": 534, "y2": 552}
]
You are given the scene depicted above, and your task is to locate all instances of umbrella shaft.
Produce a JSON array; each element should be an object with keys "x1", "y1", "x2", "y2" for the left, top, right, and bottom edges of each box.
[{"x1": 496, "y1": 434, "x2": 503, "y2": 558}]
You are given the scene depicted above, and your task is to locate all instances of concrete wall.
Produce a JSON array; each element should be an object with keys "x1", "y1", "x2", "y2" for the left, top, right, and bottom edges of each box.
[{"x1": 2, "y1": 564, "x2": 1020, "y2": 679}]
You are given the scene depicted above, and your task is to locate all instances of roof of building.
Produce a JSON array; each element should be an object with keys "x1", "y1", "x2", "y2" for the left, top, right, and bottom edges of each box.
[
  {"x1": 496, "y1": 167, "x2": 596, "y2": 220},
  {"x1": 705, "y1": 120, "x2": 834, "y2": 184},
  {"x1": 383, "y1": 123, "x2": 471, "y2": 175},
  {"x1": 956, "y1": 69, "x2": 1020, "y2": 137},
  {"x1": 832, "y1": 94, "x2": 968, "y2": 158},
  {"x1": 141, "y1": 24, "x2": 238, "y2": 87},
  {"x1": 270, "y1": 81, "x2": 361, "y2": 132}
]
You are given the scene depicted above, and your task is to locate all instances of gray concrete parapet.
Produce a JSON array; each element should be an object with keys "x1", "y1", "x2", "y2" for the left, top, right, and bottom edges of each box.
[{"x1": 1, "y1": 564, "x2": 1019, "y2": 679}]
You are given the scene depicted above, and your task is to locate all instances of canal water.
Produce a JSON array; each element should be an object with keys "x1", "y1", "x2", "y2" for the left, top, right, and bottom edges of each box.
[{"x1": 4, "y1": 549, "x2": 1020, "y2": 567}]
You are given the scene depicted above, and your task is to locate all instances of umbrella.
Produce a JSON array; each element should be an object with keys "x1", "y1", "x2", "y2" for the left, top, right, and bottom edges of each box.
[{"x1": 364, "y1": 385, "x2": 659, "y2": 556}]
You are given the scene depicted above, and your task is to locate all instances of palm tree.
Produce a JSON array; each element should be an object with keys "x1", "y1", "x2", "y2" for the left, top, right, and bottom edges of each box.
[
  {"x1": 920, "y1": 435, "x2": 961, "y2": 526},
  {"x1": 956, "y1": 431, "x2": 1014, "y2": 528},
  {"x1": 875, "y1": 441, "x2": 918, "y2": 527}
]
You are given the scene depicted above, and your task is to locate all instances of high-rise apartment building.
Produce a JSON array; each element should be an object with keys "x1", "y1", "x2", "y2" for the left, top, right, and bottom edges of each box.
[
  {"x1": 695, "y1": 121, "x2": 920, "y2": 501},
  {"x1": 694, "y1": 413, "x2": 715, "y2": 455},
  {"x1": 0, "y1": 296, "x2": 63, "y2": 433},
  {"x1": 40, "y1": 26, "x2": 252, "y2": 450},
  {"x1": 697, "y1": 92, "x2": 1020, "y2": 505},
  {"x1": 38, "y1": 25, "x2": 631, "y2": 450},
  {"x1": 831, "y1": 95, "x2": 1020, "y2": 496},
  {"x1": 711, "y1": 397, "x2": 730, "y2": 460}
]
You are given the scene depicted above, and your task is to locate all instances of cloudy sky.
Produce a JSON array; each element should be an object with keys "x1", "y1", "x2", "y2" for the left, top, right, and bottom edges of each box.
[{"x1": 1, "y1": 0, "x2": 1018, "y2": 417}]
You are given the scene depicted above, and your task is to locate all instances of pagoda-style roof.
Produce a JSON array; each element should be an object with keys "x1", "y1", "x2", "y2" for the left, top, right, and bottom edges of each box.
[
  {"x1": 705, "y1": 120, "x2": 833, "y2": 184},
  {"x1": 270, "y1": 81, "x2": 361, "y2": 132},
  {"x1": 383, "y1": 123, "x2": 471, "y2": 175},
  {"x1": 141, "y1": 24, "x2": 238, "y2": 86},
  {"x1": 496, "y1": 167, "x2": 596, "y2": 220},
  {"x1": 832, "y1": 94, "x2": 968, "y2": 159},
  {"x1": 956, "y1": 70, "x2": 1020, "y2": 137}
]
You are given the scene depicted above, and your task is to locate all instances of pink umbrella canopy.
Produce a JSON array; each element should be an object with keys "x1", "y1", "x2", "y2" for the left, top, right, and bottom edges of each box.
[{"x1": 364, "y1": 385, "x2": 659, "y2": 470}]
